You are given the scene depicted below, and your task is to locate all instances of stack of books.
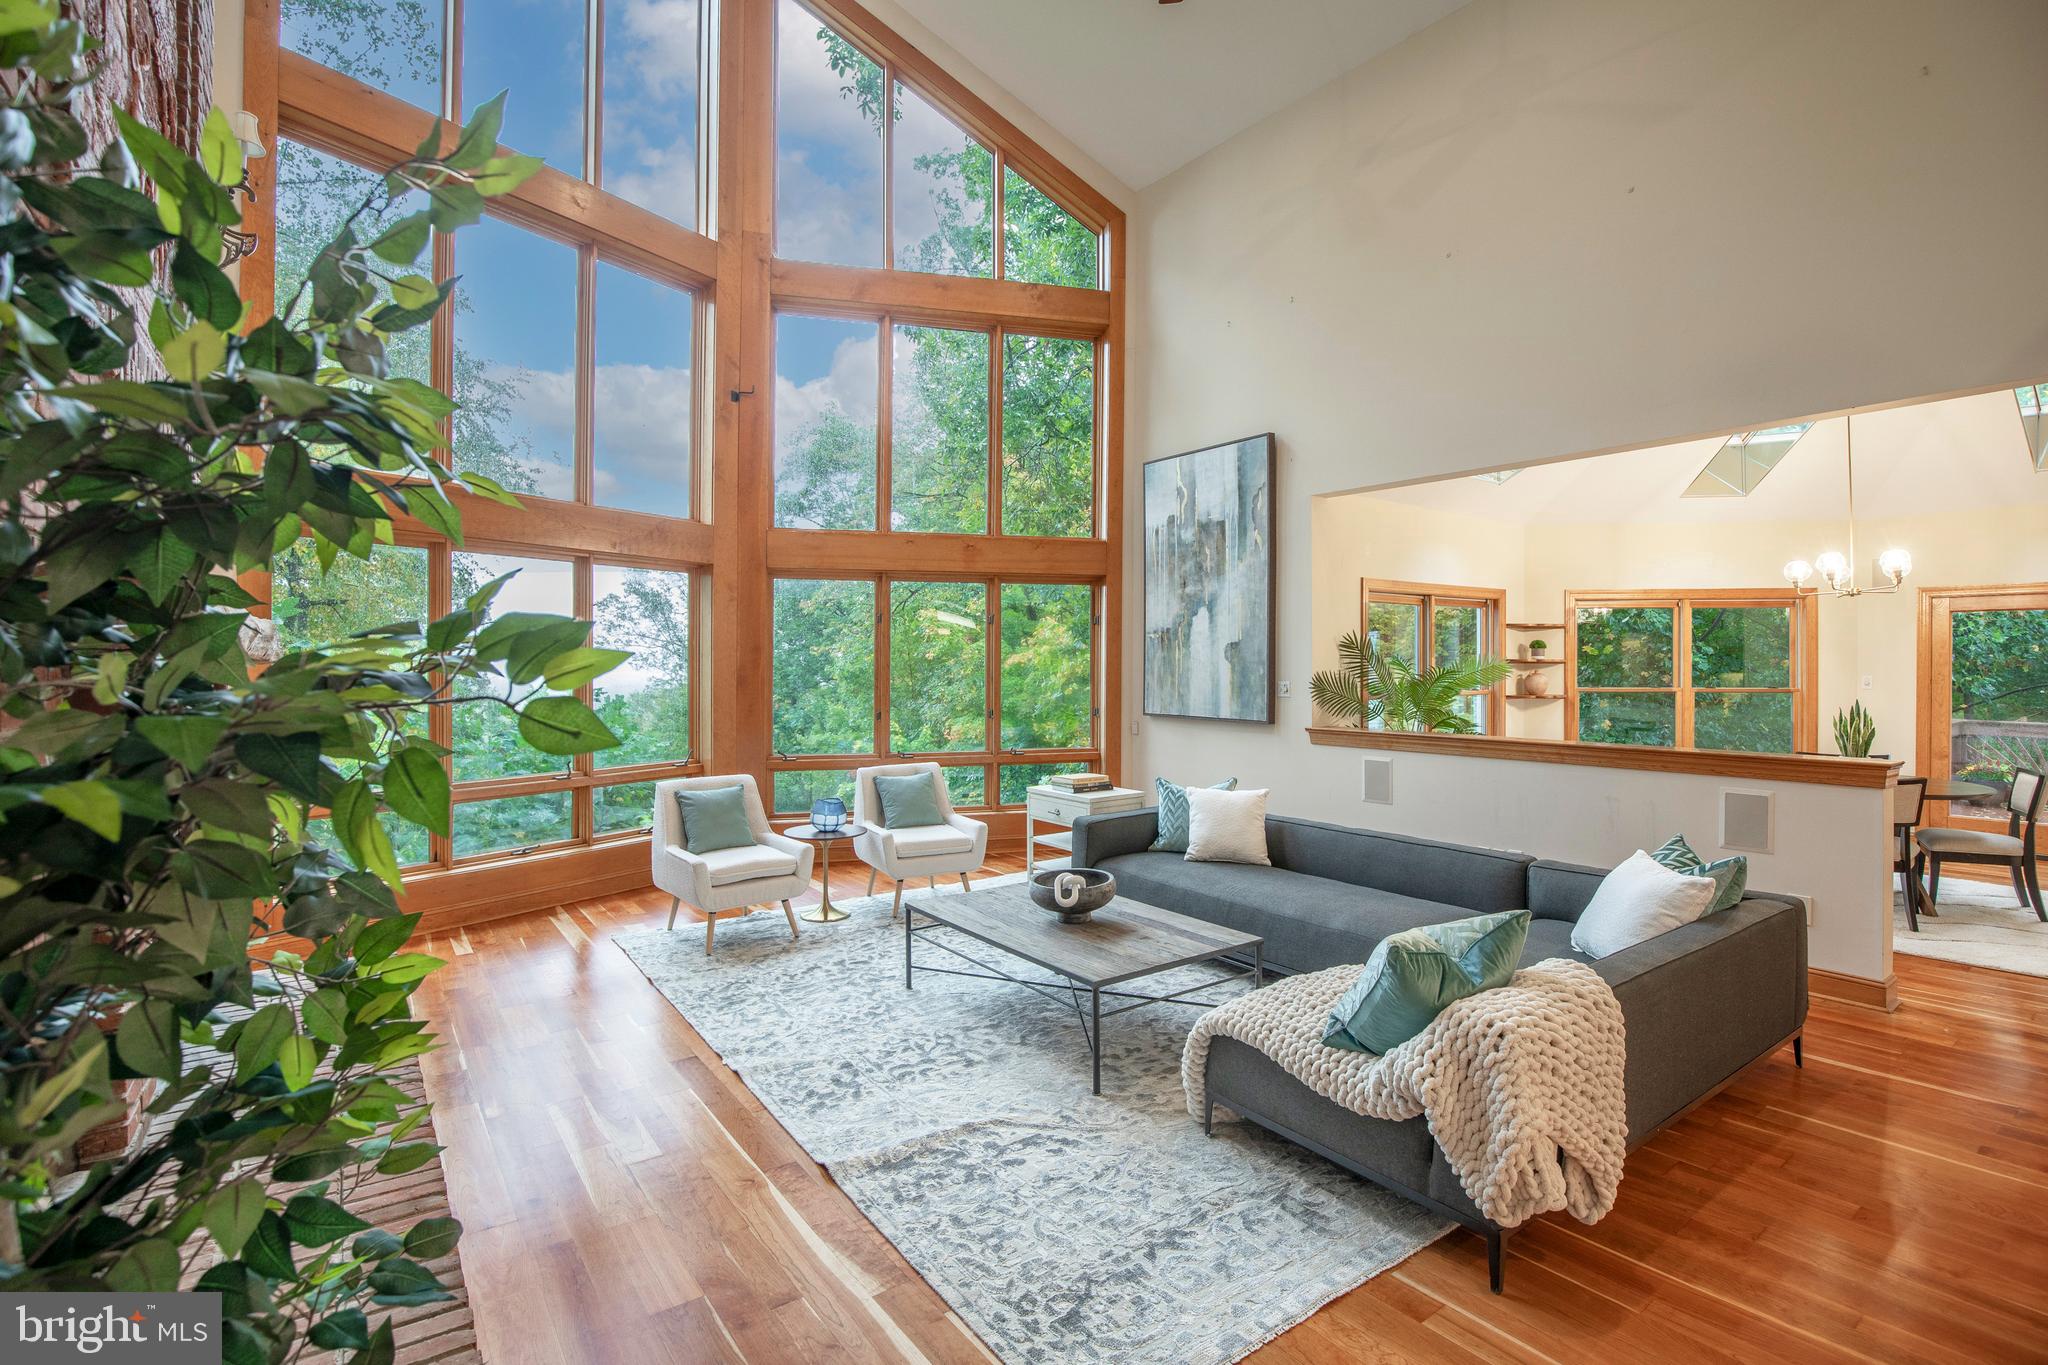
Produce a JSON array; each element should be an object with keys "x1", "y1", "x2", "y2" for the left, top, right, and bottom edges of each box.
[{"x1": 1048, "y1": 772, "x2": 1113, "y2": 794}]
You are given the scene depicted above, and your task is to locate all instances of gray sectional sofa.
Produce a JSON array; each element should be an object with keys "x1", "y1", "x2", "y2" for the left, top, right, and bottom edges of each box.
[{"x1": 1071, "y1": 808, "x2": 1808, "y2": 1291}]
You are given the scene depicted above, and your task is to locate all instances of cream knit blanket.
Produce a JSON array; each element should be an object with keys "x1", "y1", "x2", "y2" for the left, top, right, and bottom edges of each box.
[{"x1": 1183, "y1": 958, "x2": 1627, "y2": 1228}]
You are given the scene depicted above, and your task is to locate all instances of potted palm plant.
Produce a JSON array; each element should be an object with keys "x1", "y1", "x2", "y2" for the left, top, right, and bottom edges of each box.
[{"x1": 1311, "y1": 632, "x2": 1515, "y2": 733}]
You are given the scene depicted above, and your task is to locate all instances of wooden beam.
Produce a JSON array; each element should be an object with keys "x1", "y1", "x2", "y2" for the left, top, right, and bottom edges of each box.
[
  {"x1": 764, "y1": 528, "x2": 1110, "y2": 577},
  {"x1": 771, "y1": 258, "x2": 1111, "y2": 336},
  {"x1": 1306, "y1": 726, "x2": 1904, "y2": 789}
]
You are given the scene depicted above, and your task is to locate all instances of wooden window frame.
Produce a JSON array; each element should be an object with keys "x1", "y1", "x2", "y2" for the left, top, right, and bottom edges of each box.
[
  {"x1": 767, "y1": 572, "x2": 1103, "y2": 813},
  {"x1": 1360, "y1": 579, "x2": 1508, "y2": 734},
  {"x1": 243, "y1": 0, "x2": 1125, "y2": 918},
  {"x1": 1916, "y1": 583, "x2": 2048, "y2": 837},
  {"x1": 1565, "y1": 588, "x2": 1818, "y2": 753}
]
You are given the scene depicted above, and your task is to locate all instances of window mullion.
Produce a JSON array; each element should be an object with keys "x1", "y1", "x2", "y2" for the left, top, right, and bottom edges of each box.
[{"x1": 585, "y1": 0, "x2": 603, "y2": 185}]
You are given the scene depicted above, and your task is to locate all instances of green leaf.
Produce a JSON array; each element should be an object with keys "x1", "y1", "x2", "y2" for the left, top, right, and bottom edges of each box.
[
  {"x1": 284, "y1": 1194, "x2": 373, "y2": 1247},
  {"x1": 404, "y1": 1216, "x2": 462, "y2": 1260},
  {"x1": 368, "y1": 211, "x2": 431, "y2": 266},
  {"x1": 161, "y1": 321, "x2": 229, "y2": 383},
  {"x1": 90, "y1": 652, "x2": 132, "y2": 705},
  {"x1": 128, "y1": 529, "x2": 199, "y2": 603},
  {"x1": 116, "y1": 998, "x2": 183, "y2": 1080},
  {"x1": 205, "y1": 1177, "x2": 267, "y2": 1258},
  {"x1": 541, "y1": 646, "x2": 631, "y2": 690},
  {"x1": 309, "y1": 1309, "x2": 371, "y2": 1351},
  {"x1": 8, "y1": 708, "x2": 121, "y2": 760},
  {"x1": 42, "y1": 780, "x2": 122, "y2": 841},
  {"x1": 382, "y1": 745, "x2": 450, "y2": 837},
  {"x1": 243, "y1": 1210, "x2": 297, "y2": 1278},
  {"x1": 368, "y1": 952, "x2": 443, "y2": 985},
  {"x1": 21, "y1": 1034, "x2": 104, "y2": 1126},
  {"x1": 348, "y1": 1320, "x2": 397, "y2": 1365},
  {"x1": 516, "y1": 695, "x2": 618, "y2": 757},
  {"x1": 447, "y1": 89, "x2": 508, "y2": 170},
  {"x1": 53, "y1": 228, "x2": 166, "y2": 286},
  {"x1": 136, "y1": 715, "x2": 228, "y2": 770},
  {"x1": 277, "y1": 1034, "x2": 318, "y2": 1091},
  {"x1": 234, "y1": 731, "x2": 327, "y2": 800},
  {"x1": 351, "y1": 913, "x2": 418, "y2": 970},
  {"x1": 367, "y1": 1255, "x2": 450, "y2": 1306},
  {"x1": 233, "y1": 1002, "x2": 294, "y2": 1083},
  {"x1": 456, "y1": 470, "x2": 521, "y2": 507},
  {"x1": 517, "y1": 696, "x2": 621, "y2": 756},
  {"x1": 106, "y1": 1237, "x2": 181, "y2": 1292},
  {"x1": 171, "y1": 240, "x2": 244, "y2": 329},
  {"x1": 387, "y1": 274, "x2": 439, "y2": 310},
  {"x1": 52, "y1": 380, "x2": 190, "y2": 426},
  {"x1": 471, "y1": 153, "x2": 544, "y2": 196},
  {"x1": 301, "y1": 987, "x2": 349, "y2": 1045},
  {"x1": 200, "y1": 106, "x2": 243, "y2": 187},
  {"x1": 175, "y1": 839, "x2": 275, "y2": 899},
  {"x1": 274, "y1": 1146, "x2": 358, "y2": 1183}
]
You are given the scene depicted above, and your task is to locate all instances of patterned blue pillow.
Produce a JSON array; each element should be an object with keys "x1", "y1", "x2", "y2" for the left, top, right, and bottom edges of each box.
[
  {"x1": 1649, "y1": 833, "x2": 1748, "y2": 914},
  {"x1": 1151, "y1": 777, "x2": 1237, "y2": 853}
]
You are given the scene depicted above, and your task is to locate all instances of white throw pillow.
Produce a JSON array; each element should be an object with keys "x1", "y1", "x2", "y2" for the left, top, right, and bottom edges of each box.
[
  {"x1": 1570, "y1": 849, "x2": 1717, "y2": 958},
  {"x1": 1184, "y1": 787, "x2": 1272, "y2": 866}
]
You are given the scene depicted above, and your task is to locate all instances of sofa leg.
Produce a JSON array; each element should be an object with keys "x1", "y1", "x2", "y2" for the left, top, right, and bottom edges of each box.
[
  {"x1": 666, "y1": 896, "x2": 681, "y2": 931},
  {"x1": 782, "y1": 899, "x2": 799, "y2": 940},
  {"x1": 1487, "y1": 1230, "x2": 1504, "y2": 1294},
  {"x1": 1793, "y1": 1034, "x2": 1803, "y2": 1068}
]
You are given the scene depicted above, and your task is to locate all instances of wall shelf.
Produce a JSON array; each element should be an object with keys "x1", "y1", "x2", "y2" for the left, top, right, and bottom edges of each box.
[
  {"x1": 1506, "y1": 622, "x2": 1564, "y2": 631},
  {"x1": 1506, "y1": 691, "x2": 1564, "y2": 701},
  {"x1": 1511, "y1": 657, "x2": 1566, "y2": 665}
]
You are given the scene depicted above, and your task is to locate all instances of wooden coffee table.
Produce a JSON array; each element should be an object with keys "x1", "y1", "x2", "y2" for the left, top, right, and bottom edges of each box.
[{"x1": 903, "y1": 881, "x2": 1264, "y2": 1094}]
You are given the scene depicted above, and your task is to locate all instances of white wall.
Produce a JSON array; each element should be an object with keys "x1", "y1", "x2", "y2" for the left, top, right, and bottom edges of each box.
[{"x1": 1124, "y1": 0, "x2": 2048, "y2": 987}]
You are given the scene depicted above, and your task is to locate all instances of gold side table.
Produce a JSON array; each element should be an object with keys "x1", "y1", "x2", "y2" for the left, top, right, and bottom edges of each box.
[{"x1": 786, "y1": 823, "x2": 860, "y2": 923}]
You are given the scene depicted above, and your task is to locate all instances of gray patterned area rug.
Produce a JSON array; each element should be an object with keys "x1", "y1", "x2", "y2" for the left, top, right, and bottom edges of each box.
[{"x1": 612, "y1": 876, "x2": 1447, "y2": 1365}]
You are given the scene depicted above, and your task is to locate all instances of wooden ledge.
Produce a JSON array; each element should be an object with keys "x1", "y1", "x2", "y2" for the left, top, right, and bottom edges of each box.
[{"x1": 1306, "y1": 727, "x2": 1904, "y2": 789}]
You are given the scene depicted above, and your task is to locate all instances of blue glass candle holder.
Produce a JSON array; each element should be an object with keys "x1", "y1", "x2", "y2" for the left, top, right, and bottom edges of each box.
[{"x1": 810, "y1": 796, "x2": 846, "y2": 834}]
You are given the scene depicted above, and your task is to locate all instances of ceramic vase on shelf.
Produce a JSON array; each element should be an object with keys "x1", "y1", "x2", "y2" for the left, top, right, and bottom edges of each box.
[{"x1": 1521, "y1": 670, "x2": 1553, "y2": 697}]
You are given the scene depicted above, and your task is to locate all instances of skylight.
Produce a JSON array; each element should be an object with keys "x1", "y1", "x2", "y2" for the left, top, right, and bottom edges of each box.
[
  {"x1": 1471, "y1": 469, "x2": 1521, "y2": 485},
  {"x1": 2019, "y1": 383, "x2": 2047, "y2": 473},
  {"x1": 1683, "y1": 423, "x2": 1812, "y2": 498}
]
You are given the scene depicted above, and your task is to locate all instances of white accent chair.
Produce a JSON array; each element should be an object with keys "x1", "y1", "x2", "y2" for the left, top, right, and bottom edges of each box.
[
  {"x1": 851, "y1": 762, "x2": 989, "y2": 917},
  {"x1": 652, "y1": 775, "x2": 813, "y2": 954}
]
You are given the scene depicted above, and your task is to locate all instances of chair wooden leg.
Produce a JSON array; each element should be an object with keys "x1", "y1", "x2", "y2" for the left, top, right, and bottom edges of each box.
[
  {"x1": 959, "y1": 872, "x2": 970, "y2": 892},
  {"x1": 1927, "y1": 856, "x2": 1942, "y2": 907},
  {"x1": 892, "y1": 882, "x2": 903, "y2": 919},
  {"x1": 666, "y1": 896, "x2": 681, "y2": 931},
  {"x1": 866, "y1": 868, "x2": 877, "y2": 896},
  {"x1": 2026, "y1": 856, "x2": 2046, "y2": 922},
  {"x1": 1905, "y1": 858, "x2": 1922, "y2": 934},
  {"x1": 2012, "y1": 865, "x2": 2032, "y2": 908},
  {"x1": 782, "y1": 899, "x2": 800, "y2": 939}
]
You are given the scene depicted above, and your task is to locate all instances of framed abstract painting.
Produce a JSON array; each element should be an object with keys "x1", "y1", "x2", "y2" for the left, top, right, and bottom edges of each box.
[{"x1": 1143, "y1": 433, "x2": 1276, "y2": 722}]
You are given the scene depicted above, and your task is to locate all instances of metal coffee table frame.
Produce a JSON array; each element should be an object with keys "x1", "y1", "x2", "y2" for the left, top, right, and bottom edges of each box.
[{"x1": 903, "y1": 902, "x2": 1263, "y2": 1095}]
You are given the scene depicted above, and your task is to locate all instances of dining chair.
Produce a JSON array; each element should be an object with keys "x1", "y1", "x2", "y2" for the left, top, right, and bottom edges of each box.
[
  {"x1": 1913, "y1": 768, "x2": 2045, "y2": 922},
  {"x1": 1892, "y1": 777, "x2": 1930, "y2": 933}
]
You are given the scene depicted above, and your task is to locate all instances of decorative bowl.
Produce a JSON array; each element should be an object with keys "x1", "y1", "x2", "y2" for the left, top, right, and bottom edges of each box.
[{"x1": 1029, "y1": 868, "x2": 1117, "y2": 922}]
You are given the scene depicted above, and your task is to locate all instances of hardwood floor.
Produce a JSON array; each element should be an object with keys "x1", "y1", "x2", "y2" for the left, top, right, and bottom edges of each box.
[{"x1": 414, "y1": 857, "x2": 2048, "y2": 1364}]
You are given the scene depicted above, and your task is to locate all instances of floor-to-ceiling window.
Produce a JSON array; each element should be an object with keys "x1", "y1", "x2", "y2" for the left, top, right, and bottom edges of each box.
[
  {"x1": 1567, "y1": 591, "x2": 1813, "y2": 752},
  {"x1": 246, "y1": 0, "x2": 1124, "y2": 911},
  {"x1": 1919, "y1": 586, "x2": 2048, "y2": 834}
]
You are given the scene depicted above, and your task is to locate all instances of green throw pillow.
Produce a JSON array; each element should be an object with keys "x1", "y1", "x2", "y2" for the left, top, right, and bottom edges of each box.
[
  {"x1": 1649, "y1": 834, "x2": 1748, "y2": 913},
  {"x1": 674, "y1": 785, "x2": 756, "y2": 855},
  {"x1": 1323, "y1": 910, "x2": 1531, "y2": 1055},
  {"x1": 1151, "y1": 776, "x2": 1237, "y2": 853},
  {"x1": 874, "y1": 773, "x2": 945, "y2": 829}
]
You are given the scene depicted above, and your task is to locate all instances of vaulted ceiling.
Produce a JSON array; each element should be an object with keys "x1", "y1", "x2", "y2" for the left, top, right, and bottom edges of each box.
[{"x1": 889, "y1": 0, "x2": 1474, "y2": 188}]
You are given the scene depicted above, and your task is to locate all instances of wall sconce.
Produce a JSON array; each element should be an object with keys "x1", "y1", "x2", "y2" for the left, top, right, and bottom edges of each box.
[{"x1": 220, "y1": 110, "x2": 267, "y2": 264}]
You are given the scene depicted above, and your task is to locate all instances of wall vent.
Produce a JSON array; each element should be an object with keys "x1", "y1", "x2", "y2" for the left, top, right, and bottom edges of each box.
[
  {"x1": 1720, "y1": 788, "x2": 1775, "y2": 853},
  {"x1": 1361, "y1": 756, "x2": 1393, "y2": 804}
]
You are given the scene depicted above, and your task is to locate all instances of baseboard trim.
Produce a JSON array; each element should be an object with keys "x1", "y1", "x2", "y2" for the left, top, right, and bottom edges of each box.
[{"x1": 1809, "y1": 966, "x2": 1900, "y2": 1012}]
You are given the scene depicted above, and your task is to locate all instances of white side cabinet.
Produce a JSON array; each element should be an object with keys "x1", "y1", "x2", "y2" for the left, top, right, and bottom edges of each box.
[{"x1": 1024, "y1": 785, "x2": 1145, "y2": 872}]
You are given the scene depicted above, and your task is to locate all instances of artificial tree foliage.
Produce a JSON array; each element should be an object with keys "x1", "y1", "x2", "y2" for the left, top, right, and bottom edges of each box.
[
  {"x1": 0, "y1": 6, "x2": 624, "y2": 1361},
  {"x1": 1311, "y1": 630, "x2": 1514, "y2": 734}
]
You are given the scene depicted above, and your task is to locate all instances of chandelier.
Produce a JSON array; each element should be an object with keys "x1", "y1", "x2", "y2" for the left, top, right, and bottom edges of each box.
[{"x1": 1781, "y1": 411, "x2": 1911, "y2": 598}]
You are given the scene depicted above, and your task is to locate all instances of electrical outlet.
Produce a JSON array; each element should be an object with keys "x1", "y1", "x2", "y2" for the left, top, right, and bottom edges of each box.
[
  {"x1": 1861, "y1": 675, "x2": 1873, "y2": 690},
  {"x1": 1277, "y1": 680, "x2": 1291, "y2": 697}
]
